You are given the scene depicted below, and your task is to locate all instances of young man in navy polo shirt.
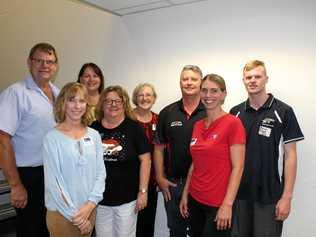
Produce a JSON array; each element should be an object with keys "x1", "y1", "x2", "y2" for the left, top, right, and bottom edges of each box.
[
  {"x1": 154, "y1": 65, "x2": 205, "y2": 237},
  {"x1": 230, "y1": 60, "x2": 304, "y2": 237}
]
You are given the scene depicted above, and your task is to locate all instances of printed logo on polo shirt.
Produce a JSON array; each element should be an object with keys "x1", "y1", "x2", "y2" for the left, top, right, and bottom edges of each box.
[
  {"x1": 258, "y1": 117, "x2": 275, "y2": 137},
  {"x1": 201, "y1": 130, "x2": 220, "y2": 141},
  {"x1": 190, "y1": 138, "x2": 197, "y2": 146},
  {"x1": 261, "y1": 117, "x2": 275, "y2": 127},
  {"x1": 208, "y1": 133, "x2": 219, "y2": 140},
  {"x1": 170, "y1": 121, "x2": 183, "y2": 127}
]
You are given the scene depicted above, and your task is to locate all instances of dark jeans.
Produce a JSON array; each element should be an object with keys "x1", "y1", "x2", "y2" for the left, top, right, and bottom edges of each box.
[
  {"x1": 15, "y1": 166, "x2": 49, "y2": 237},
  {"x1": 189, "y1": 195, "x2": 230, "y2": 237},
  {"x1": 164, "y1": 177, "x2": 190, "y2": 237},
  {"x1": 136, "y1": 184, "x2": 158, "y2": 237},
  {"x1": 231, "y1": 199, "x2": 283, "y2": 237}
]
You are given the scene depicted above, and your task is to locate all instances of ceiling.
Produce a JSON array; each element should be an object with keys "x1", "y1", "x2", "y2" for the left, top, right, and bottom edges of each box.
[{"x1": 80, "y1": 0, "x2": 208, "y2": 16}]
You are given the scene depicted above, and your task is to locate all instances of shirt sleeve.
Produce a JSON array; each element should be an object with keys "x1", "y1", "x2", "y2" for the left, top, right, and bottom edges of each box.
[
  {"x1": 283, "y1": 107, "x2": 304, "y2": 144},
  {"x1": 135, "y1": 123, "x2": 151, "y2": 155},
  {"x1": 228, "y1": 117, "x2": 246, "y2": 146},
  {"x1": 87, "y1": 132, "x2": 106, "y2": 205},
  {"x1": 43, "y1": 135, "x2": 77, "y2": 220},
  {"x1": 0, "y1": 87, "x2": 22, "y2": 135},
  {"x1": 153, "y1": 109, "x2": 167, "y2": 145}
]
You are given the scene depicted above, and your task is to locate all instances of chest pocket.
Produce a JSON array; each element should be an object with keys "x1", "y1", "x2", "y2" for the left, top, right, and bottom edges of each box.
[{"x1": 258, "y1": 110, "x2": 283, "y2": 138}]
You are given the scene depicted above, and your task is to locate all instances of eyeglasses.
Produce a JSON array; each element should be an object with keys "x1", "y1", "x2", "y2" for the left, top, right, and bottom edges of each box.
[
  {"x1": 137, "y1": 93, "x2": 153, "y2": 99},
  {"x1": 31, "y1": 58, "x2": 57, "y2": 66},
  {"x1": 104, "y1": 99, "x2": 123, "y2": 106}
]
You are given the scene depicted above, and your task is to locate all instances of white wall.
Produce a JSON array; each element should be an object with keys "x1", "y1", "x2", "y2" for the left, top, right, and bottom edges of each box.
[
  {"x1": 120, "y1": 0, "x2": 316, "y2": 236},
  {"x1": 1, "y1": 0, "x2": 315, "y2": 236},
  {"x1": 0, "y1": 0, "x2": 135, "y2": 90}
]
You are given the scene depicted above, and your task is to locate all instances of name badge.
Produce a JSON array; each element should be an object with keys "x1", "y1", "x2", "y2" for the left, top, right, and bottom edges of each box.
[
  {"x1": 152, "y1": 124, "x2": 156, "y2": 131},
  {"x1": 258, "y1": 126, "x2": 271, "y2": 137},
  {"x1": 171, "y1": 121, "x2": 183, "y2": 127},
  {"x1": 83, "y1": 137, "x2": 94, "y2": 146}
]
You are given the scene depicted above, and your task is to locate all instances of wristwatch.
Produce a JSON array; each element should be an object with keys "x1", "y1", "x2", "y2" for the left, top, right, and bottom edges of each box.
[{"x1": 139, "y1": 188, "x2": 148, "y2": 194}]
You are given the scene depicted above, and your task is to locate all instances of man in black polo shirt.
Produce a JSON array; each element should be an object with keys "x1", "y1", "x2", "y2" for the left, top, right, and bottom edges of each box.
[
  {"x1": 230, "y1": 60, "x2": 304, "y2": 237},
  {"x1": 154, "y1": 65, "x2": 205, "y2": 237}
]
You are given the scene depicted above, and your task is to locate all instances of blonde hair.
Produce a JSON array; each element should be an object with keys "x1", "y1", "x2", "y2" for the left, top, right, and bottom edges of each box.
[
  {"x1": 243, "y1": 60, "x2": 267, "y2": 75},
  {"x1": 54, "y1": 82, "x2": 93, "y2": 126},
  {"x1": 132, "y1": 83, "x2": 157, "y2": 106},
  {"x1": 96, "y1": 85, "x2": 136, "y2": 121}
]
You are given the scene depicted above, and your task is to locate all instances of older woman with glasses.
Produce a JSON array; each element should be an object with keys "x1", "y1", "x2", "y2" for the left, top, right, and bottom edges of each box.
[
  {"x1": 43, "y1": 82, "x2": 106, "y2": 237},
  {"x1": 131, "y1": 83, "x2": 158, "y2": 237},
  {"x1": 91, "y1": 85, "x2": 151, "y2": 237}
]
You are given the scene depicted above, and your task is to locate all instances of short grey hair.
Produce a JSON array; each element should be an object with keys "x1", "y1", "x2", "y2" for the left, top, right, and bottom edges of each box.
[{"x1": 181, "y1": 65, "x2": 203, "y2": 78}]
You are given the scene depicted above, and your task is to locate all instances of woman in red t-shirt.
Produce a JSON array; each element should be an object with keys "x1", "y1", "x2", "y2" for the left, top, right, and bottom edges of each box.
[{"x1": 180, "y1": 74, "x2": 246, "y2": 237}]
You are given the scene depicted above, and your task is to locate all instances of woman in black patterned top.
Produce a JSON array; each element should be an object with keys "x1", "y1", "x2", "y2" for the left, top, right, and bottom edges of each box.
[{"x1": 91, "y1": 86, "x2": 151, "y2": 237}]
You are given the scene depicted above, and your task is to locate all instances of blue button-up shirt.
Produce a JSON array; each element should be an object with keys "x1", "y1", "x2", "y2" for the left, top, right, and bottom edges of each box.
[{"x1": 0, "y1": 76, "x2": 59, "y2": 167}]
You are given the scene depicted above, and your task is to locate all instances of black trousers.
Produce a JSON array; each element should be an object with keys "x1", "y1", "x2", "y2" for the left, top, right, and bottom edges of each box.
[
  {"x1": 231, "y1": 199, "x2": 283, "y2": 237},
  {"x1": 136, "y1": 184, "x2": 158, "y2": 237},
  {"x1": 15, "y1": 166, "x2": 49, "y2": 237},
  {"x1": 188, "y1": 196, "x2": 230, "y2": 237}
]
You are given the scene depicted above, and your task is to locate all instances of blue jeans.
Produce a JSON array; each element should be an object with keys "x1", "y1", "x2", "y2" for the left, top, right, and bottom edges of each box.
[{"x1": 164, "y1": 177, "x2": 190, "y2": 237}]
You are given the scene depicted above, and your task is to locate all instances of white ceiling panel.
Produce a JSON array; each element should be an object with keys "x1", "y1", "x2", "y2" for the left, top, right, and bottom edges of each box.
[
  {"x1": 81, "y1": 0, "x2": 159, "y2": 10},
  {"x1": 115, "y1": 1, "x2": 171, "y2": 16},
  {"x1": 169, "y1": 0, "x2": 203, "y2": 4},
  {"x1": 79, "y1": 0, "x2": 208, "y2": 16}
]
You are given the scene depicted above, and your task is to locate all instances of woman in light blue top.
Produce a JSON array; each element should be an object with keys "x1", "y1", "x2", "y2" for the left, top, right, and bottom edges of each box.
[{"x1": 43, "y1": 82, "x2": 106, "y2": 237}]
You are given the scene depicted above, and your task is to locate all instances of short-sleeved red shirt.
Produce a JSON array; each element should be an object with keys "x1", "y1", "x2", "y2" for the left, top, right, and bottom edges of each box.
[{"x1": 189, "y1": 114, "x2": 246, "y2": 207}]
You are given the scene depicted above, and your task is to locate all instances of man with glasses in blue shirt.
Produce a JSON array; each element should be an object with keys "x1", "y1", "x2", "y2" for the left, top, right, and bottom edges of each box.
[{"x1": 0, "y1": 42, "x2": 59, "y2": 237}]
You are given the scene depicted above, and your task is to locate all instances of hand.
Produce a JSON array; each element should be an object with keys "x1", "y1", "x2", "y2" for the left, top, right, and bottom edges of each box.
[
  {"x1": 275, "y1": 197, "x2": 291, "y2": 221},
  {"x1": 77, "y1": 219, "x2": 92, "y2": 235},
  {"x1": 179, "y1": 195, "x2": 189, "y2": 218},
  {"x1": 11, "y1": 184, "x2": 28, "y2": 209},
  {"x1": 135, "y1": 192, "x2": 148, "y2": 213},
  {"x1": 156, "y1": 177, "x2": 177, "y2": 202},
  {"x1": 72, "y1": 201, "x2": 96, "y2": 226},
  {"x1": 215, "y1": 204, "x2": 232, "y2": 230}
]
